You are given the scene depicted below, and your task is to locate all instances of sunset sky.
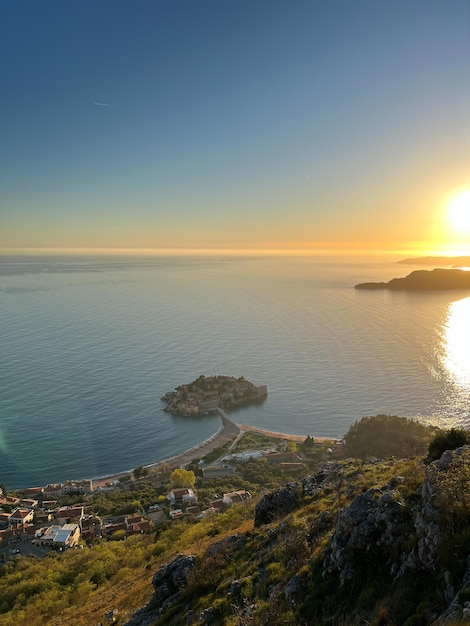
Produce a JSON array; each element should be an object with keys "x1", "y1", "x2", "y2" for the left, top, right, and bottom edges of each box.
[{"x1": 2, "y1": 1, "x2": 469, "y2": 255}]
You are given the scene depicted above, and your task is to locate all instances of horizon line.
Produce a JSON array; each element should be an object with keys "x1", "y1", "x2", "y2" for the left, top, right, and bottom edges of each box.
[{"x1": 1, "y1": 244, "x2": 468, "y2": 257}]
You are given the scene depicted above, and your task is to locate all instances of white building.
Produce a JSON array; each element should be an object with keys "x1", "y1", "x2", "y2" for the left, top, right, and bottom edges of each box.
[{"x1": 36, "y1": 524, "x2": 80, "y2": 549}]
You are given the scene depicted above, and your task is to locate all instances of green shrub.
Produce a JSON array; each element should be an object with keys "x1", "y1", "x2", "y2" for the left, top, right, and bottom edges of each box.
[
  {"x1": 344, "y1": 415, "x2": 437, "y2": 459},
  {"x1": 425, "y1": 428, "x2": 470, "y2": 464}
]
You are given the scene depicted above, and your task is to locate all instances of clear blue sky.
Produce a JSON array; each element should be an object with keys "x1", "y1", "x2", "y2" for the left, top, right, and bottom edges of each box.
[{"x1": 2, "y1": 1, "x2": 469, "y2": 253}]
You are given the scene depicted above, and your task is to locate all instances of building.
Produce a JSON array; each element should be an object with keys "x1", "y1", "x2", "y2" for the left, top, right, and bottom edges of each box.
[
  {"x1": 9, "y1": 508, "x2": 34, "y2": 526},
  {"x1": 264, "y1": 451, "x2": 303, "y2": 465},
  {"x1": 201, "y1": 464, "x2": 236, "y2": 479},
  {"x1": 223, "y1": 491, "x2": 252, "y2": 507},
  {"x1": 63, "y1": 479, "x2": 93, "y2": 494},
  {"x1": 23, "y1": 487, "x2": 44, "y2": 499},
  {"x1": 54, "y1": 506, "x2": 84, "y2": 523},
  {"x1": 44, "y1": 484, "x2": 64, "y2": 499},
  {"x1": 79, "y1": 515, "x2": 102, "y2": 541},
  {"x1": 125, "y1": 514, "x2": 151, "y2": 535},
  {"x1": 37, "y1": 524, "x2": 80, "y2": 549},
  {"x1": 167, "y1": 488, "x2": 196, "y2": 505},
  {"x1": 19, "y1": 498, "x2": 39, "y2": 509},
  {"x1": 209, "y1": 499, "x2": 227, "y2": 513},
  {"x1": 185, "y1": 505, "x2": 201, "y2": 516},
  {"x1": 222, "y1": 450, "x2": 264, "y2": 463}
]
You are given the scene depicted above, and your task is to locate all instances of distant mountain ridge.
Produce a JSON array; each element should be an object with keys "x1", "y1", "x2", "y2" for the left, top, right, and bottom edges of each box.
[{"x1": 399, "y1": 256, "x2": 470, "y2": 267}]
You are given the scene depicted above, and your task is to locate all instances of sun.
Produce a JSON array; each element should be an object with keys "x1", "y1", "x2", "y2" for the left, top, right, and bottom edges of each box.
[{"x1": 447, "y1": 190, "x2": 470, "y2": 235}]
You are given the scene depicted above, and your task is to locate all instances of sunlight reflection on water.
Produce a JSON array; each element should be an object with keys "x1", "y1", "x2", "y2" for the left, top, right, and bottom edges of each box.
[{"x1": 442, "y1": 296, "x2": 470, "y2": 390}]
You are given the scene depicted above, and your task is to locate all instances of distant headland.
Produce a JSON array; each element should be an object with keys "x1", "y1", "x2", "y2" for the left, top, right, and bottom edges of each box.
[
  {"x1": 161, "y1": 375, "x2": 268, "y2": 415},
  {"x1": 355, "y1": 268, "x2": 470, "y2": 291},
  {"x1": 399, "y1": 256, "x2": 470, "y2": 267}
]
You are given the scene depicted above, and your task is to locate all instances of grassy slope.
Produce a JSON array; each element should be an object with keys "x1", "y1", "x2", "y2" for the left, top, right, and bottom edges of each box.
[{"x1": 0, "y1": 420, "x2": 454, "y2": 625}]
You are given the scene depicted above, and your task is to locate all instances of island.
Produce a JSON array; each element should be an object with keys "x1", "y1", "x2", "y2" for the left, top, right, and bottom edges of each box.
[
  {"x1": 161, "y1": 375, "x2": 268, "y2": 415},
  {"x1": 355, "y1": 268, "x2": 470, "y2": 291}
]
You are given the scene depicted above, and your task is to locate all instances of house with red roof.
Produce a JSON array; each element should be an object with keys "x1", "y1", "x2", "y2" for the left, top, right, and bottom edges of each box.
[
  {"x1": 9, "y1": 508, "x2": 34, "y2": 526},
  {"x1": 44, "y1": 484, "x2": 64, "y2": 498},
  {"x1": 167, "y1": 488, "x2": 196, "y2": 506},
  {"x1": 222, "y1": 490, "x2": 252, "y2": 507},
  {"x1": 23, "y1": 487, "x2": 44, "y2": 499},
  {"x1": 54, "y1": 506, "x2": 84, "y2": 523}
]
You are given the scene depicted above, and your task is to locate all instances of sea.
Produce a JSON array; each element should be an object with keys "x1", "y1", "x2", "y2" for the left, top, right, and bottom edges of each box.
[{"x1": 1, "y1": 253, "x2": 470, "y2": 489}]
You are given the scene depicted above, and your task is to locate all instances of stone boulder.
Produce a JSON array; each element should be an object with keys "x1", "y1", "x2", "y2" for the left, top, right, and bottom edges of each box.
[
  {"x1": 123, "y1": 553, "x2": 196, "y2": 626},
  {"x1": 254, "y1": 481, "x2": 301, "y2": 527}
]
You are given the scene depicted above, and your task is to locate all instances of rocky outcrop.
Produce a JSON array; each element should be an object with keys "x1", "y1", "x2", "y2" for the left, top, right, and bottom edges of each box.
[
  {"x1": 323, "y1": 447, "x2": 470, "y2": 622},
  {"x1": 254, "y1": 461, "x2": 349, "y2": 527},
  {"x1": 125, "y1": 536, "x2": 245, "y2": 626},
  {"x1": 124, "y1": 553, "x2": 197, "y2": 626},
  {"x1": 128, "y1": 448, "x2": 470, "y2": 625},
  {"x1": 285, "y1": 572, "x2": 307, "y2": 608},
  {"x1": 254, "y1": 481, "x2": 301, "y2": 527},
  {"x1": 324, "y1": 478, "x2": 410, "y2": 584}
]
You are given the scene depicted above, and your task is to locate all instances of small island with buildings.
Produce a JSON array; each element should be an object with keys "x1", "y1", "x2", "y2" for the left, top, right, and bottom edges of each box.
[{"x1": 161, "y1": 375, "x2": 268, "y2": 415}]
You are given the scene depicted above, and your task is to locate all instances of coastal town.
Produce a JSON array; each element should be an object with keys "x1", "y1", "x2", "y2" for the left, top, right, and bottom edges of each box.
[
  {"x1": 0, "y1": 376, "x2": 341, "y2": 564},
  {"x1": 0, "y1": 430, "x2": 340, "y2": 562},
  {"x1": 0, "y1": 478, "x2": 255, "y2": 558},
  {"x1": 0, "y1": 437, "x2": 323, "y2": 560}
]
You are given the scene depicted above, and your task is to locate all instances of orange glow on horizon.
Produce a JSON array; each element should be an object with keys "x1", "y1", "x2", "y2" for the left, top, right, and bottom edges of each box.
[{"x1": 1, "y1": 239, "x2": 468, "y2": 259}]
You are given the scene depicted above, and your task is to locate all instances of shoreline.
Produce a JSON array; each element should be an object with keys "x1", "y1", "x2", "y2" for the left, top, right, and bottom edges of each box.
[
  {"x1": 90, "y1": 408, "x2": 241, "y2": 489},
  {"x1": 90, "y1": 410, "x2": 342, "y2": 490},
  {"x1": 11, "y1": 411, "x2": 343, "y2": 491}
]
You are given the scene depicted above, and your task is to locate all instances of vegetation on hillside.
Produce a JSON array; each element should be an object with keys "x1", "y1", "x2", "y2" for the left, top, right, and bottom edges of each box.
[
  {"x1": 343, "y1": 414, "x2": 438, "y2": 458},
  {"x1": 425, "y1": 427, "x2": 470, "y2": 464},
  {"x1": 1, "y1": 417, "x2": 469, "y2": 625}
]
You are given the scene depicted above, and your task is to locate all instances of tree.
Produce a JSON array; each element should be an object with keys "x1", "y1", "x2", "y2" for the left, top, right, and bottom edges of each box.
[
  {"x1": 170, "y1": 468, "x2": 196, "y2": 489},
  {"x1": 302, "y1": 436, "x2": 315, "y2": 450},
  {"x1": 133, "y1": 466, "x2": 149, "y2": 480},
  {"x1": 425, "y1": 428, "x2": 470, "y2": 464},
  {"x1": 343, "y1": 415, "x2": 437, "y2": 459}
]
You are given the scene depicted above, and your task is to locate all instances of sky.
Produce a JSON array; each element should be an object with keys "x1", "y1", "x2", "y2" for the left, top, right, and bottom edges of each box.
[{"x1": 1, "y1": 0, "x2": 470, "y2": 255}]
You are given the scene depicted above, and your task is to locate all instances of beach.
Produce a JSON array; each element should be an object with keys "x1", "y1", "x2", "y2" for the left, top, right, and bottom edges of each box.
[{"x1": 91, "y1": 409, "x2": 342, "y2": 489}]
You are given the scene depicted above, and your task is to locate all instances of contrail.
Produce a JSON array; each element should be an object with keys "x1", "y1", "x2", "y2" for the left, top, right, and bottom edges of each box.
[{"x1": 93, "y1": 102, "x2": 116, "y2": 107}]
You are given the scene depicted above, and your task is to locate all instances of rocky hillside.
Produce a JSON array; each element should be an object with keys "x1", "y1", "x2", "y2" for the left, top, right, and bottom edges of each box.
[{"x1": 126, "y1": 447, "x2": 470, "y2": 625}]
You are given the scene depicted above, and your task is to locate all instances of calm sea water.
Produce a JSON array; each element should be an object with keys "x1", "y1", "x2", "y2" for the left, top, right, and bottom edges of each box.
[{"x1": 1, "y1": 254, "x2": 469, "y2": 488}]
